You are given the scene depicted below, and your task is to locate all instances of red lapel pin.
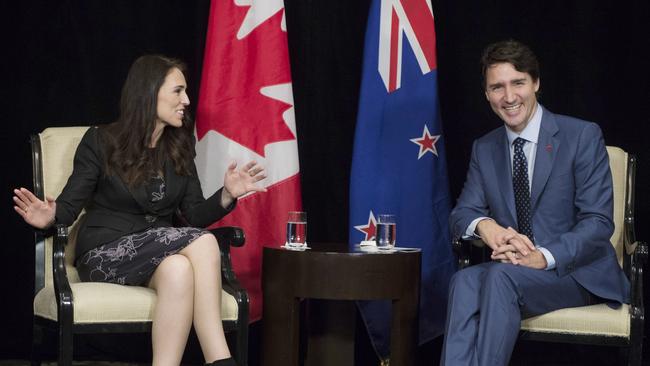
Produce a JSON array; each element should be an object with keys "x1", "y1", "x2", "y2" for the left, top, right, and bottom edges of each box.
[{"x1": 545, "y1": 144, "x2": 552, "y2": 152}]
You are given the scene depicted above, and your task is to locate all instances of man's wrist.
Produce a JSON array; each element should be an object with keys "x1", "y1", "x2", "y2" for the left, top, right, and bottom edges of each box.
[
  {"x1": 475, "y1": 218, "x2": 495, "y2": 238},
  {"x1": 537, "y1": 246, "x2": 556, "y2": 270}
]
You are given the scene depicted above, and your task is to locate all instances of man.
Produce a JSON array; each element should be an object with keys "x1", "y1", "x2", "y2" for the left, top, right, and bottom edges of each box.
[{"x1": 441, "y1": 40, "x2": 630, "y2": 366}]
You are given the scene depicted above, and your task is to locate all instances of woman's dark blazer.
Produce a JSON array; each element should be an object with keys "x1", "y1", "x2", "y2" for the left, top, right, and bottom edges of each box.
[{"x1": 55, "y1": 126, "x2": 234, "y2": 259}]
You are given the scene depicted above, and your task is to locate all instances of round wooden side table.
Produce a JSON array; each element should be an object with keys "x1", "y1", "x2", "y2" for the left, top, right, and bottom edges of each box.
[{"x1": 262, "y1": 243, "x2": 421, "y2": 366}]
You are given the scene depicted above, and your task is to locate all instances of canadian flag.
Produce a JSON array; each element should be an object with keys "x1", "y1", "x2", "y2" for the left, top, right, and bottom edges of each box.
[{"x1": 195, "y1": 0, "x2": 302, "y2": 321}]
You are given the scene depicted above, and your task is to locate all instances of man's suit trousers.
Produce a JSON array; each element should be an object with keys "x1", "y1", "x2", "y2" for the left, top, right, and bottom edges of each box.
[{"x1": 440, "y1": 261, "x2": 597, "y2": 366}]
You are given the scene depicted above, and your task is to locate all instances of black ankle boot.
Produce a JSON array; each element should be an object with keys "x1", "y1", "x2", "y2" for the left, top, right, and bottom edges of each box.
[{"x1": 205, "y1": 357, "x2": 237, "y2": 366}]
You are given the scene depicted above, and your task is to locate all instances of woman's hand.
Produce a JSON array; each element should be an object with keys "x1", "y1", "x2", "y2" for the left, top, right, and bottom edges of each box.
[
  {"x1": 221, "y1": 161, "x2": 267, "y2": 208},
  {"x1": 13, "y1": 187, "x2": 56, "y2": 229}
]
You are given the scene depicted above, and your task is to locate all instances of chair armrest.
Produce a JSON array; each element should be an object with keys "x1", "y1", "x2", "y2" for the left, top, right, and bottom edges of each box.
[
  {"x1": 52, "y1": 224, "x2": 74, "y2": 325},
  {"x1": 630, "y1": 241, "x2": 647, "y2": 309},
  {"x1": 211, "y1": 226, "x2": 245, "y2": 249},
  {"x1": 208, "y1": 227, "x2": 248, "y2": 301},
  {"x1": 210, "y1": 226, "x2": 245, "y2": 284},
  {"x1": 209, "y1": 226, "x2": 244, "y2": 283},
  {"x1": 453, "y1": 239, "x2": 471, "y2": 270},
  {"x1": 453, "y1": 238, "x2": 490, "y2": 269}
]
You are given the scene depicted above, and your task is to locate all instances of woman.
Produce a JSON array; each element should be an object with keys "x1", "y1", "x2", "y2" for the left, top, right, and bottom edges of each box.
[{"x1": 13, "y1": 55, "x2": 263, "y2": 366}]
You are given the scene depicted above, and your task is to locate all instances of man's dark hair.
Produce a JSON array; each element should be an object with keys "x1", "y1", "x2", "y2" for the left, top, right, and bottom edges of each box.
[{"x1": 481, "y1": 40, "x2": 540, "y2": 89}]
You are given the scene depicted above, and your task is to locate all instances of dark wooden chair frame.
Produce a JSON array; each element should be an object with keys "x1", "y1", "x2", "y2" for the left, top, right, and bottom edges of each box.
[
  {"x1": 453, "y1": 152, "x2": 646, "y2": 366},
  {"x1": 30, "y1": 134, "x2": 250, "y2": 366}
]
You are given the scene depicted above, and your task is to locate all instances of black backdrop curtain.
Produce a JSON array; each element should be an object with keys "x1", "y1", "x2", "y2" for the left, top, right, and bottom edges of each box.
[{"x1": 4, "y1": 0, "x2": 650, "y2": 362}]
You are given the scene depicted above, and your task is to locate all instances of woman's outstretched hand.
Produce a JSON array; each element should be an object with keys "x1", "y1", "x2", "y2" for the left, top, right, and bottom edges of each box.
[
  {"x1": 221, "y1": 161, "x2": 267, "y2": 208},
  {"x1": 13, "y1": 187, "x2": 56, "y2": 229}
]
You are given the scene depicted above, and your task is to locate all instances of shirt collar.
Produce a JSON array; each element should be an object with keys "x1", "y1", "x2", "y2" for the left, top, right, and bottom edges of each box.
[{"x1": 506, "y1": 103, "x2": 543, "y2": 146}]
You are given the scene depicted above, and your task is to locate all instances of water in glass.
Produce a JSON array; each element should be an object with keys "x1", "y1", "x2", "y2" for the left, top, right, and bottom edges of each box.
[
  {"x1": 287, "y1": 221, "x2": 307, "y2": 246},
  {"x1": 376, "y1": 222, "x2": 396, "y2": 247}
]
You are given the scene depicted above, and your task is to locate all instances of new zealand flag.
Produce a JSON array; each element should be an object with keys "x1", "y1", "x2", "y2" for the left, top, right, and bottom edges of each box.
[{"x1": 349, "y1": 0, "x2": 456, "y2": 359}]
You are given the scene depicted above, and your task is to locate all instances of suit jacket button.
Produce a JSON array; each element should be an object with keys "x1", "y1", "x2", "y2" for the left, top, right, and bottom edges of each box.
[{"x1": 145, "y1": 215, "x2": 157, "y2": 223}]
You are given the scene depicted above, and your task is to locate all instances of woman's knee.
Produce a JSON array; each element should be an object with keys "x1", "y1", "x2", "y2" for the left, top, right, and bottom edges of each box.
[
  {"x1": 151, "y1": 254, "x2": 194, "y2": 293},
  {"x1": 183, "y1": 233, "x2": 221, "y2": 264}
]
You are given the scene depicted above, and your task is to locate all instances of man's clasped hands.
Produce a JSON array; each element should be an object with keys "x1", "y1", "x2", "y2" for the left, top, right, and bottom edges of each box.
[{"x1": 476, "y1": 219, "x2": 548, "y2": 269}]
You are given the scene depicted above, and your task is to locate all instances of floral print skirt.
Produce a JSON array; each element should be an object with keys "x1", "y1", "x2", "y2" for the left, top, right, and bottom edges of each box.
[{"x1": 76, "y1": 226, "x2": 210, "y2": 286}]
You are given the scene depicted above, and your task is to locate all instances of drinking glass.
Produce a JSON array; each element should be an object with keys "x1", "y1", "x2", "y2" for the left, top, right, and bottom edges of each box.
[
  {"x1": 376, "y1": 214, "x2": 396, "y2": 248},
  {"x1": 286, "y1": 211, "x2": 307, "y2": 247}
]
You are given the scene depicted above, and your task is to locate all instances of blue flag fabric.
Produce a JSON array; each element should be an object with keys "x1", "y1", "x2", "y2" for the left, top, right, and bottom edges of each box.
[{"x1": 349, "y1": 0, "x2": 457, "y2": 358}]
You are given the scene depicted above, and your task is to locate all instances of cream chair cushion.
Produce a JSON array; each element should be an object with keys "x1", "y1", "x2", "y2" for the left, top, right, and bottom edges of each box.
[
  {"x1": 520, "y1": 146, "x2": 630, "y2": 338},
  {"x1": 521, "y1": 304, "x2": 630, "y2": 337},
  {"x1": 34, "y1": 283, "x2": 239, "y2": 323},
  {"x1": 34, "y1": 126, "x2": 239, "y2": 324}
]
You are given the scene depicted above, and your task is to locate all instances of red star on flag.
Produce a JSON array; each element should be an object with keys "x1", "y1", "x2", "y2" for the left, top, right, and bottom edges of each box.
[
  {"x1": 410, "y1": 125, "x2": 440, "y2": 159},
  {"x1": 354, "y1": 211, "x2": 377, "y2": 241}
]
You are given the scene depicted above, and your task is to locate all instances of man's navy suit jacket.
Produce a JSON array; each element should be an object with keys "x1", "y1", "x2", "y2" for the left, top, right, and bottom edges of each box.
[{"x1": 450, "y1": 106, "x2": 630, "y2": 304}]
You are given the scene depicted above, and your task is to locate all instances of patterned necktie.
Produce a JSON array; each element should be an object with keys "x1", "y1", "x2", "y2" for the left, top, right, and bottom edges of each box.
[{"x1": 513, "y1": 137, "x2": 533, "y2": 238}]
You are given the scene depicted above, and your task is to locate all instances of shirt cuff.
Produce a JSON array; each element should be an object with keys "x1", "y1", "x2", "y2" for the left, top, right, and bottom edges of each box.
[
  {"x1": 464, "y1": 217, "x2": 492, "y2": 239},
  {"x1": 537, "y1": 246, "x2": 556, "y2": 270}
]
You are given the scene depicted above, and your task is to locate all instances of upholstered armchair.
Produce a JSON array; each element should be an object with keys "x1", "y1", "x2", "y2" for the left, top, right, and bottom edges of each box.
[
  {"x1": 453, "y1": 146, "x2": 646, "y2": 365},
  {"x1": 30, "y1": 126, "x2": 249, "y2": 366}
]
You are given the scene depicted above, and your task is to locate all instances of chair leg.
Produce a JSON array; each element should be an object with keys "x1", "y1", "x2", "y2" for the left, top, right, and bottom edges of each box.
[
  {"x1": 235, "y1": 321, "x2": 249, "y2": 366},
  {"x1": 628, "y1": 304, "x2": 644, "y2": 366},
  {"x1": 58, "y1": 321, "x2": 73, "y2": 366},
  {"x1": 31, "y1": 323, "x2": 43, "y2": 366},
  {"x1": 232, "y1": 291, "x2": 250, "y2": 366},
  {"x1": 628, "y1": 342, "x2": 643, "y2": 366}
]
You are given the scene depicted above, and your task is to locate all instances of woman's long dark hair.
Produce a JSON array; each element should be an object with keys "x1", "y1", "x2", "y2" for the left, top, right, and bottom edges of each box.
[{"x1": 99, "y1": 55, "x2": 196, "y2": 187}]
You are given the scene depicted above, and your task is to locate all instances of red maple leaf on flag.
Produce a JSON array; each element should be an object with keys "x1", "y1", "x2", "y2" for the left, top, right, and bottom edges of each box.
[{"x1": 196, "y1": 2, "x2": 296, "y2": 156}]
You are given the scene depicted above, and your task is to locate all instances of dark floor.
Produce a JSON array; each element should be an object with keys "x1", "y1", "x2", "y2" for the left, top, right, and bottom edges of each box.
[
  {"x1": 1, "y1": 317, "x2": 644, "y2": 365},
  {"x1": 0, "y1": 363, "x2": 147, "y2": 365},
  {"x1": 0, "y1": 338, "x2": 639, "y2": 366}
]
